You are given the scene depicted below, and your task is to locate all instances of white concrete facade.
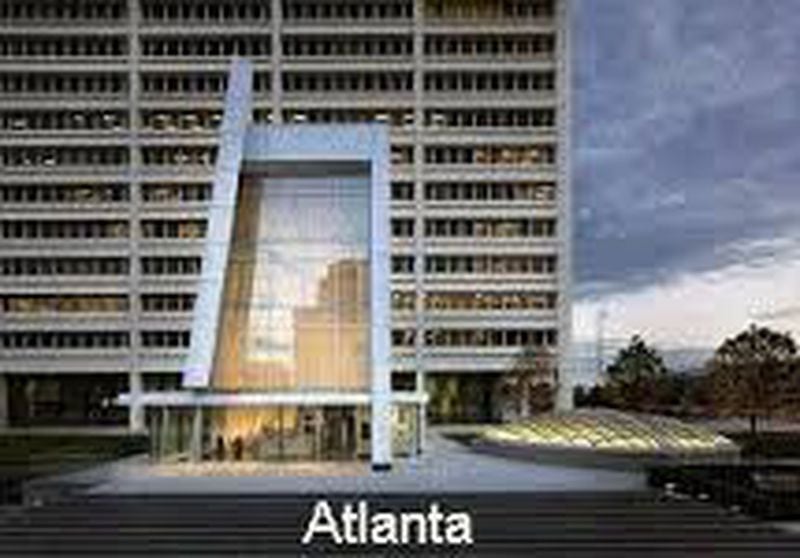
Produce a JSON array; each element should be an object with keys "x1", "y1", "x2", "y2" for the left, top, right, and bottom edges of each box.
[{"x1": 0, "y1": 0, "x2": 571, "y2": 430}]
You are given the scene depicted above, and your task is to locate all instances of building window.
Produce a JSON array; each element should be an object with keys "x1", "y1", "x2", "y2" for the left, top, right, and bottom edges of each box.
[
  {"x1": 140, "y1": 257, "x2": 202, "y2": 275},
  {"x1": 0, "y1": 220, "x2": 129, "y2": 240},
  {"x1": 391, "y1": 290, "x2": 416, "y2": 312},
  {"x1": 392, "y1": 372, "x2": 417, "y2": 392},
  {"x1": 0, "y1": 110, "x2": 128, "y2": 132},
  {"x1": 391, "y1": 255, "x2": 415, "y2": 274},
  {"x1": 424, "y1": 255, "x2": 557, "y2": 275},
  {"x1": 425, "y1": 291, "x2": 557, "y2": 311},
  {"x1": 0, "y1": 295, "x2": 129, "y2": 314},
  {"x1": 141, "y1": 183, "x2": 212, "y2": 203},
  {"x1": 141, "y1": 294, "x2": 196, "y2": 313},
  {"x1": 140, "y1": 330, "x2": 191, "y2": 348},
  {"x1": 423, "y1": 145, "x2": 556, "y2": 167},
  {"x1": 140, "y1": 220, "x2": 207, "y2": 239},
  {"x1": 424, "y1": 182, "x2": 556, "y2": 203},
  {"x1": 423, "y1": 328, "x2": 558, "y2": 348},
  {"x1": 424, "y1": 218, "x2": 557, "y2": 238},
  {"x1": 391, "y1": 219, "x2": 415, "y2": 238},
  {"x1": 0, "y1": 331, "x2": 130, "y2": 350},
  {"x1": 391, "y1": 182, "x2": 414, "y2": 201},
  {"x1": 0, "y1": 184, "x2": 129, "y2": 203},
  {"x1": 391, "y1": 329, "x2": 416, "y2": 348}
]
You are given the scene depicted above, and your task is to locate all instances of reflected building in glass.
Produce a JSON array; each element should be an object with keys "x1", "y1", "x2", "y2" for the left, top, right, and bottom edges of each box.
[{"x1": 123, "y1": 60, "x2": 422, "y2": 470}]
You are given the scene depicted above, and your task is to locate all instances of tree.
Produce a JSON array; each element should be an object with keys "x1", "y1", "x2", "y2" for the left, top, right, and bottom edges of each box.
[
  {"x1": 497, "y1": 345, "x2": 555, "y2": 420},
  {"x1": 604, "y1": 335, "x2": 669, "y2": 412},
  {"x1": 707, "y1": 324, "x2": 797, "y2": 436}
]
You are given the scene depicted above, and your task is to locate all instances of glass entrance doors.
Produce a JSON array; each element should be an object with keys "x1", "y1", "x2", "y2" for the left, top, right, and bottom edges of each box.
[{"x1": 148, "y1": 405, "x2": 369, "y2": 462}]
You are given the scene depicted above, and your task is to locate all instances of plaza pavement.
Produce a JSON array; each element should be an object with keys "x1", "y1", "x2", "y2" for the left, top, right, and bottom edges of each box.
[{"x1": 83, "y1": 432, "x2": 644, "y2": 495}]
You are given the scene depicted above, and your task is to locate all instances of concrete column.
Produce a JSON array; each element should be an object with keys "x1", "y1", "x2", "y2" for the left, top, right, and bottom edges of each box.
[
  {"x1": 159, "y1": 407, "x2": 171, "y2": 459},
  {"x1": 0, "y1": 375, "x2": 8, "y2": 429},
  {"x1": 129, "y1": 371, "x2": 145, "y2": 432},
  {"x1": 190, "y1": 405, "x2": 203, "y2": 462},
  {"x1": 370, "y1": 398, "x2": 392, "y2": 472},
  {"x1": 416, "y1": 403, "x2": 426, "y2": 455},
  {"x1": 270, "y1": 0, "x2": 283, "y2": 123}
]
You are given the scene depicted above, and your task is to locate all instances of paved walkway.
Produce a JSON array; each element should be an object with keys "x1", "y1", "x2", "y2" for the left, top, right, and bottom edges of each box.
[{"x1": 86, "y1": 434, "x2": 644, "y2": 495}]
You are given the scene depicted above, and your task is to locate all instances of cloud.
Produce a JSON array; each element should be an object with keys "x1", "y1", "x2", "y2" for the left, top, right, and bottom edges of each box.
[
  {"x1": 573, "y1": 0, "x2": 800, "y2": 294},
  {"x1": 574, "y1": 234, "x2": 800, "y2": 348}
]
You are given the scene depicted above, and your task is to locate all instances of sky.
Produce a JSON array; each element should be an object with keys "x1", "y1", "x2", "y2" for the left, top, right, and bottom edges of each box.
[{"x1": 571, "y1": 0, "x2": 800, "y2": 355}]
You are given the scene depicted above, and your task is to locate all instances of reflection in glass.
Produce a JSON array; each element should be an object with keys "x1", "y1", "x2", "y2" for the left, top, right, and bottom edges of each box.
[{"x1": 209, "y1": 165, "x2": 370, "y2": 442}]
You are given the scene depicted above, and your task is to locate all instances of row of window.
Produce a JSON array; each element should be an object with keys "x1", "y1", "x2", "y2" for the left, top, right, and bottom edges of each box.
[
  {"x1": 0, "y1": 109, "x2": 554, "y2": 135},
  {"x1": 0, "y1": 184, "x2": 129, "y2": 203},
  {"x1": 282, "y1": 37, "x2": 413, "y2": 58},
  {"x1": 391, "y1": 182, "x2": 557, "y2": 203},
  {"x1": 141, "y1": 183, "x2": 212, "y2": 203},
  {"x1": 391, "y1": 255, "x2": 558, "y2": 275},
  {"x1": 2, "y1": 253, "x2": 555, "y2": 277},
  {"x1": 0, "y1": 258, "x2": 130, "y2": 277},
  {"x1": 0, "y1": 294, "x2": 195, "y2": 314},
  {"x1": 140, "y1": 220, "x2": 207, "y2": 239},
  {"x1": 0, "y1": 181, "x2": 553, "y2": 204},
  {"x1": 141, "y1": 73, "x2": 270, "y2": 96},
  {"x1": 142, "y1": 111, "x2": 222, "y2": 132},
  {"x1": 0, "y1": 74, "x2": 126, "y2": 96},
  {"x1": 141, "y1": 37, "x2": 271, "y2": 58},
  {"x1": 0, "y1": 220, "x2": 207, "y2": 240},
  {"x1": 0, "y1": 183, "x2": 210, "y2": 204},
  {"x1": 141, "y1": 1, "x2": 270, "y2": 23},
  {"x1": 0, "y1": 295, "x2": 128, "y2": 314},
  {"x1": 0, "y1": 34, "x2": 554, "y2": 61},
  {"x1": 282, "y1": 1, "x2": 412, "y2": 22},
  {"x1": 0, "y1": 331, "x2": 130, "y2": 350},
  {"x1": 425, "y1": 182, "x2": 557, "y2": 202},
  {"x1": 0, "y1": 37, "x2": 126, "y2": 58},
  {"x1": 423, "y1": 218, "x2": 557, "y2": 239},
  {"x1": 0, "y1": 221, "x2": 129, "y2": 240},
  {"x1": 0, "y1": 72, "x2": 554, "y2": 98},
  {"x1": 0, "y1": 1, "x2": 127, "y2": 21},
  {"x1": 0, "y1": 0, "x2": 550, "y2": 24},
  {"x1": 425, "y1": 255, "x2": 557, "y2": 274},
  {"x1": 0, "y1": 147, "x2": 129, "y2": 168},
  {"x1": 424, "y1": 145, "x2": 556, "y2": 166},
  {"x1": 424, "y1": 34, "x2": 555, "y2": 58},
  {"x1": 425, "y1": 255, "x2": 556, "y2": 275},
  {"x1": 1, "y1": 111, "x2": 127, "y2": 132},
  {"x1": 141, "y1": 146, "x2": 217, "y2": 167},
  {"x1": 141, "y1": 294, "x2": 195, "y2": 312},
  {"x1": 280, "y1": 108, "x2": 556, "y2": 130},
  {"x1": 140, "y1": 330, "x2": 191, "y2": 348},
  {"x1": 1, "y1": 34, "x2": 555, "y2": 61},
  {"x1": 391, "y1": 290, "x2": 557, "y2": 312},
  {"x1": 427, "y1": 291, "x2": 557, "y2": 311},
  {"x1": 0, "y1": 330, "x2": 191, "y2": 349},
  {"x1": 283, "y1": 72, "x2": 413, "y2": 93},
  {"x1": 425, "y1": 71, "x2": 555, "y2": 93},
  {"x1": 140, "y1": 257, "x2": 202, "y2": 276},
  {"x1": 391, "y1": 327, "x2": 558, "y2": 348},
  {"x1": 424, "y1": 0, "x2": 555, "y2": 20},
  {"x1": 426, "y1": 108, "x2": 556, "y2": 129},
  {"x1": 283, "y1": 108, "x2": 413, "y2": 128},
  {"x1": 0, "y1": 181, "x2": 549, "y2": 205}
]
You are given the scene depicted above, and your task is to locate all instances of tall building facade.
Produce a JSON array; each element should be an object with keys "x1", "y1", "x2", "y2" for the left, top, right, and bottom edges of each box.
[{"x1": 0, "y1": 0, "x2": 571, "y2": 430}]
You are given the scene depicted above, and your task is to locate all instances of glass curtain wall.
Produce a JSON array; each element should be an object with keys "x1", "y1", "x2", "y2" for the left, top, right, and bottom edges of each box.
[{"x1": 206, "y1": 163, "x2": 371, "y2": 456}]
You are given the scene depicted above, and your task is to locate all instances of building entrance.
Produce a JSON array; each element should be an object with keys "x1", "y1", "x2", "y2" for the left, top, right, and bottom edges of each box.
[{"x1": 148, "y1": 405, "x2": 370, "y2": 462}]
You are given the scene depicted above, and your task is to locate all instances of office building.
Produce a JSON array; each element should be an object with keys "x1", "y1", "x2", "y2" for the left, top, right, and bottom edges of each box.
[{"x1": 0, "y1": 0, "x2": 571, "y2": 436}]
